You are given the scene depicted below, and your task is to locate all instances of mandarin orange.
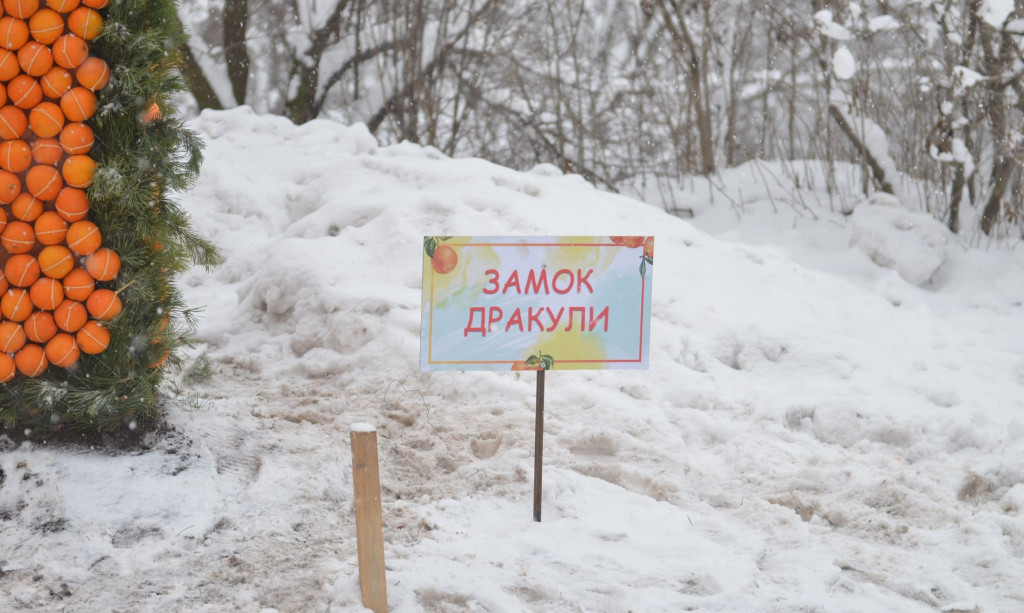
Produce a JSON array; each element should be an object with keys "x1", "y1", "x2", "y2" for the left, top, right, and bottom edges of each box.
[
  {"x1": 0, "y1": 320, "x2": 26, "y2": 353},
  {"x1": 29, "y1": 275, "x2": 62, "y2": 309},
  {"x1": 29, "y1": 99, "x2": 63, "y2": 137},
  {"x1": 14, "y1": 342, "x2": 47, "y2": 376},
  {"x1": 4, "y1": 252, "x2": 40, "y2": 287},
  {"x1": 86, "y1": 287, "x2": 120, "y2": 320},
  {"x1": 37, "y1": 243, "x2": 73, "y2": 278},
  {"x1": 44, "y1": 331, "x2": 78, "y2": 367},
  {"x1": 1, "y1": 287, "x2": 33, "y2": 321},
  {"x1": 25, "y1": 163, "x2": 62, "y2": 199},
  {"x1": 52, "y1": 297, "x2": 85, "y2": 331},
  {"x1": 34, "y1": 210, "x2": 67, "y2": 244},
  {"x1": 24, "y1": 309, "x2": 56, "y2": 343},
  {"x1": 75, "y1": 318, "x2": 107, "y2": 353},
  {"x1": 30, "y1": 136, "x2": 60, "y2": 164},
  {"x1": 60, "y1": 266, "x2": 92, "y2": 300},
  {"x1": 10, "y1": 192, "x2": 42, "y2": 220},
  {"x1": 65, "y1": 219, "x2": 100, "y2": 254},
  {"x1": 84, "y1": 247, "x2": 119, "y2": 281},
  {"x1": 61, "y1": 152, "x2": 93, "y2": 187}
]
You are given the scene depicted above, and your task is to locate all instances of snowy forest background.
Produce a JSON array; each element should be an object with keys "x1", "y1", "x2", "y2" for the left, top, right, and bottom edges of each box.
[{"x1": 176, "y1": 0, "x2": 1024, "y2": 239}]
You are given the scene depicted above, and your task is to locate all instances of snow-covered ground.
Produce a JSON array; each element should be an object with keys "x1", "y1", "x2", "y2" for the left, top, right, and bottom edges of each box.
[{"x1": 2, "y1": 107, "x2": 1024, "y2": 612}]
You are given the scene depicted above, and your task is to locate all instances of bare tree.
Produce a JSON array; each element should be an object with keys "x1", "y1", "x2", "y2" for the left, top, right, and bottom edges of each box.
[{"x1": 175, "y1": 0, "x2": 1024, "y2": 237}]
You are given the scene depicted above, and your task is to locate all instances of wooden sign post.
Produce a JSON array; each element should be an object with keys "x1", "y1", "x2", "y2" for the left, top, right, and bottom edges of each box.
[
  {"x1": 420, "y1": 236, "x2": 655, "y2": 521},
  {"x1": 533, "y1": 369, "x2": 546, "y2": 522},
  {"x1": 350, "y1": 424, "x2": 388, "y2": 612}
]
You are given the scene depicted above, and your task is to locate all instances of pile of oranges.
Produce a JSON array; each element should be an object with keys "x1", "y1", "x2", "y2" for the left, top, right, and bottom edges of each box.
[{"x1": 0, "y1": 0, "x2": 118, "y2": 382}]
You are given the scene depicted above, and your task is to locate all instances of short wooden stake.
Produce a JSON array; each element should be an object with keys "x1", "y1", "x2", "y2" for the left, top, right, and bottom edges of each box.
[{"x1": 350, "y1": 424, "x2": 388, "y2": 613}]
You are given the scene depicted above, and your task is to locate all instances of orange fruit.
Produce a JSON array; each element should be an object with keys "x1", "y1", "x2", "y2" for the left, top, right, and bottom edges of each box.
[
  {"x1": 0, "y1": 268, "x2": 8, "y2": 294},
  {"x1": 7, "y1": 74, "x2": 41, "y2": 109},
  {"x1": 52, "y1": 297, "x2": 85, "y2": 331},
  {"x1": 1, "y1": 287, "x2": 32, "y2": 321},
  {"x1": 61, "y1": 153, "x2": 92, "y2": 187},
  {"x1": 66, "y1": 6, "x2": 100, "y2": 40},
  {"x1": 51, "y1": 33, "x2": 87, "y2": 69},
  {"x1": 431, "y1": 245, "x2": 458, "y2": 274},
  {"x1": 86, "y1": 287, "x2": 119, "y2": 320},
  {"x1": 75, "y1": 56, "x2": 108, "y2": 91},
  {"x1": 0, "y1": 351, "x2": 15, "y2": 382},
  {"x1": 80, "y1": 0, "x2": 105, "y2": 8},
  {"x1": 24, "y1": 309, "x2": 56, "y2": 343},
  {"x1": 0, "y1": 207, "x2": 7, "y2": 233},
  {"x1": 54, "y1": 186, "x2": 87, "y2": 221},
  {"x1": 141, "y1": 102, "x2": 161, "y2": 124},
  {"x1": 16, "y1": 39, "x2": 51, "y2": 76},
  {"x1": 0, "y1": 48, "x2": 20, "y2": 80},
  {"x1": 0, "y1": 168, "x2": 20, "y2": 203},
  {"x1": 3, "y1": 0, "x2": 40, "y2": 20},
  {"x1": 30, "y1": 136, "x2": 61, "y2": 165},
  {"x1": 59, "y1": 85, "x2": 93, "y2": 120},
  {"x1": 60, "y1": 271, "x2": 91, "y2": 304},
  {"x1": 0, "y1": 82, "x2": 6, "y2": 106},
  {"x1": 25, "y1": 163, "x2": 61, "y2": 199},
  {"x1": 28, "y1": 7, "x2": 61, "y2": 44},
  {"x1": 0, "y1": 104, "x2": 26, "y2": 138},
  {"x1": 34, "y1": 211, "x2": 67, "y2": 244},
  {"x1": 29, "y1": 99, "x2": 63, "y2": 137},
  {"x1": 45, "y1": 331, "x2": 78, "y2": 367},
  {"x1": 5, "y1": 253, "x2": 39, "y2": 286},
  {"x1": 15, "y1": 342, "x2": 47, "y2": 376},
  {"x1": 46, "y1": 0, "x2": 79, "y2": 11},
  {"x1": 0, "y1": 137, "x2": 31, "y2": 172},
  {"x1": 0, "y1": 219, "x2": 34, "y2": 253},
  {"x1": 59, "y1": 120, "x2": 91, "y2": 154},
  {"x1": 60, "y1": 266, "x2": 91, "y2": 300},
  {"x1": 152, "y1": 314, "x2": 169, "y2": 339},
  {"x1": 29, "y1": 275, "x2": 61, "y2": 309},
  {"x1": 84, "y1": 247, "x2": 118, "y2": 281},
  {"x1": 39, "y1": 65, "x2": 71, "y2": 98},
  {"x1": 10, "y1": 192, "x2": 42, "y2": 220},
  {"x1": 0, "y1": 17, "x2": 30, "y2": 50},
  {"x1": 65, "y1": 219, "x2": 100, "y2": 254},
  {"x1": 75, "y1": 318, "x2": 106, "y2": 353},
  {"x1": 37, "y1": 243, "x2": 72, "y2": 278},
  {"x1": 0, "y1": 320, "x2": 26, "y2": 352},
  {"x1": 149, "y1": 348, "x2": 170, "y2": 369}
]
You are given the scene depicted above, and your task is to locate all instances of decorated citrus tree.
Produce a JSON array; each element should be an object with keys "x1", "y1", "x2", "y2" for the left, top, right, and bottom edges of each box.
[{"x1": 0, "y1": 0, "x2": 220, "y2": 434}]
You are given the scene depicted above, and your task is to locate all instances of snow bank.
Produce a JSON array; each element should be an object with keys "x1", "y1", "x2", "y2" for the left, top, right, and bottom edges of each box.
[
  {"x1": 851, "y1": 193, "x2": 948, "y2": 285},
  {"x1": 3, "y1": 108, "x2": 1024, "y2": 612}
]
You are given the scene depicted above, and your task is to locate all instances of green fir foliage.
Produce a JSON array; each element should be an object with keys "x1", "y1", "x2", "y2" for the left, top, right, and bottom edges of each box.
[{"x1": 1, "y1": 0, "x2": 221, "y2": 434}]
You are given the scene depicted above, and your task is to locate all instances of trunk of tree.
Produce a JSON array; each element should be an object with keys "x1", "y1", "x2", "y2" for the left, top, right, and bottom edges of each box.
[
  {"x1": 978, "y1": 8, "x2": 1020, "y2": 235},
  {"x1": 179, "y1": 42, "x2": 223, "y2": 111},
  {"x1": 981, "y1": 152, "x2": 1013, "y2": 235},
  {"x1": 285, "y1": 63, "x2": 317, "y2": 125},
  {"x1": 949, "y1": 162, "x2": 965, "y2": 233},
  {"x1": 224, "y1": 0, "x2": 250, "y2": 105},
  {"x1": 657, "y1": 0, "x2": 715, "y2": 175},
  {"x1": 285, "y1": 0, "x2": 350, "y2": 125}
]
